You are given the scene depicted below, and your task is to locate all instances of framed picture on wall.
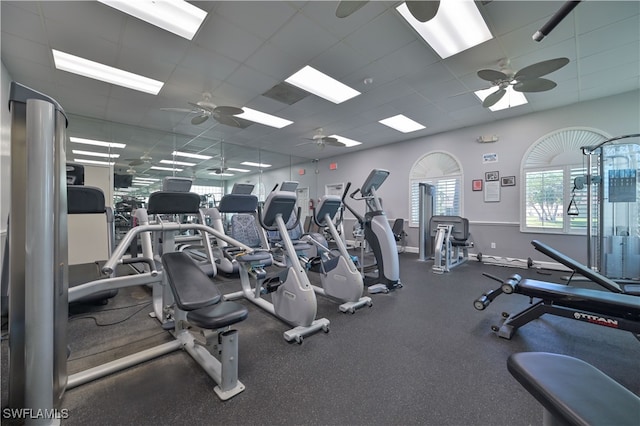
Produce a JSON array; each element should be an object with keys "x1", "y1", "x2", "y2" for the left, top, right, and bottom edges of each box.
[
  {"x1": 501, "y1": 176, "x2": 516, "y2": 187},
  {"x1": 472, "y1": 179, "x2": 483, "y2": 191},
  {"x1": 485, "y1": 171, "x2": 499, "y2": 181}
]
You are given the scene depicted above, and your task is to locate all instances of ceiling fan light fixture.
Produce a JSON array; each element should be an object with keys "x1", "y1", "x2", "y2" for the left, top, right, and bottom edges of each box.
[
  {"x1": 52, "y1": 49, "x2": 164, "y2": 95},
  {"x1": 285, "y1": 65, "x2": 360, "y2": 104},
  {"x1": 97, "y1": 0, "x2": 207, "y2": 40},
  {"x1": 236, "y1": 107, "x2": 293, "y2": 128},
  {"x1": 474, "y1": 86, "x2": 528, "y2": 111},
  {"x1": 378, "y1": 114, "x2": 426, "y2": 133},
  {"x1": 397, "y1": 0, "x2": 492, "y2": 59}
]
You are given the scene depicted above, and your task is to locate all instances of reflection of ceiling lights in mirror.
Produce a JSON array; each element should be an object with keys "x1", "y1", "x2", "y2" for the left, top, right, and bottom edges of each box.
[
  {"x1": 70, "y1": 137, "x2": 126, "y2": 149},
  {"x1": 285, "y1": 65, "x2": 360, "y2": 104},
  {"x1": 159, "y1": 159, "x2": 196, "y2": 167},
  {"x1": 209, "y1": 172, "x2": 234, "y2": 176},
  {"x1": 132, "y1": 177, "x2": 160, "y2": 181},
  {"x1": 150, "y1": 166, "x2": 183, "y2": 172},
  {"x1": 52, "y1": 49, "x2": 164, "y2": 95},
  {"x1": 72, "y1": 149, "x2": 120, "y2": 158},
  {"x1": 226, "y1": 168, "x2": 250, "y2": 172},
  {"x1": 241, "y1": 161, "x2": 272, "y2": 168},
  {"x1": 74, "y1": 158, "x2": 115, "y2": 166},
  {"x1": 171, "y1": 151, "x2": 213, "y2": 160},
  {"x1": 97, "y1": 0, "x2": 207, "y2": 40}
]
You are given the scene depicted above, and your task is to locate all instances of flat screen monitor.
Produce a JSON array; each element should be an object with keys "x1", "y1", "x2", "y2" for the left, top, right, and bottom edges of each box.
[{"x1": 114, "y1": 173, "x2": 133, "y2": 188}]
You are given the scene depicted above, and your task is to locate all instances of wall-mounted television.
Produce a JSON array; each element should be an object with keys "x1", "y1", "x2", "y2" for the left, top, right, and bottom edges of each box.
[{"x1": 114, "y1": 173, "x2": 133, "y2": 188}]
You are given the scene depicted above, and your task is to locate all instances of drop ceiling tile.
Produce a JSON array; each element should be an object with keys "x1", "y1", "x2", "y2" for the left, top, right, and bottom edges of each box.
[
  {"x1": 45, "y1": 19, "x2": 120, "y2": 65},
  {"x1": 581, "y1": 64, "x2": 640, "y2": 91},
  {"x1": 578, "y1": 17, "x2": 640, "y2": 58},
  {"x1": 441, "y1": 39, "x2": 505, "y2": 77},
  {"x1": 162, "y1": 66, "x2": 223, "y2": 100},
  {"x1": 180, "y1": 45, "x2": 241, "y2": 82},
  {"x1": 41, "y1": 1, "x2": 125, "y2": 45},
  {"x1": 196, "y1": 15, "x2": 266, "y2": 63},
  {"x1": 499, "y1": 16, "x2": 574, "y2": 59},
  {"x1": 115, "y1": 45, "x2": 177, "y2": 82},
  {"x1": 214, "y1": 1, "x2": 297, "y2": 40},
  {"x1": 579, "y1": 41, "x2": 639, "y2": 76},
  {"x1": 120, "y1": 17, "x2": 192, "y2": 65},
  {"x1": 247, "y1": 42, "x2": 308, "y2": 80},
  {"x1": 269, "y1": 13, "x2": 340, "y2": 64},
  {"x1": 225, "y1": 65, "x2": 279, "y2": 95},
  {"x1": 344, "y1": 11, "x2": 415, "y2": 62},
  {"x1": 419, "y1": 79, "x2": 470, "y2": 103},
  {"x1": 309, "y1": 41, "x2": 371, "y2": 80},
  {"x1": 301, "y1": 0, "x2": 390, "y2": 39},
  {"x1": 212, "y1": 81, "x2": 258, "y2": 106},
  {"x1": 482, "y1": 1, "x2": 563, "y2": 37},
  {"x1": 1, "y1": 3, "x2": 48, "y2": 43},
  {"x1": 1, "y1": 35, "x2": 51, "y2": 68},
  {"x1": 576, "y1": 0, "x2": 640, "y2": 34}
]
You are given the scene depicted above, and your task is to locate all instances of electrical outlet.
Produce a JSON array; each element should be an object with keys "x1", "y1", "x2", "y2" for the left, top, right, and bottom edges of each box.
[{"x1": 490, "y1": 242, "x2": 496, "y2": 249}]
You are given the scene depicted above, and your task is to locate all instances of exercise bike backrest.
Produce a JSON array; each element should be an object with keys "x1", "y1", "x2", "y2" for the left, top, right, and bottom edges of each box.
[
  {"x1": 258, "y1": 190, "x2": 301, "y2": 231},
  {"x1": 313, "y1": 195, "x2": 342, "y2": 227}
]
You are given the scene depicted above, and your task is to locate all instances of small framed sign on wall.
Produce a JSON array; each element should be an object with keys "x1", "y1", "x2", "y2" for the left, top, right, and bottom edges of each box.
[
  {"x1": 472, "y1": 179, "x2": 483, "y2": 191},
  {"x1": 501, "y1": 176, "x2": 516, "y2": 187},
  {"x1": 485, "y1": 171, "x2": 499, "y2": 181}
]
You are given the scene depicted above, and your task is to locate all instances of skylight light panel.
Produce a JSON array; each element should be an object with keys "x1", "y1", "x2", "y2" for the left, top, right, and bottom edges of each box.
[
  {"x1": 329, "y1": 135, "x2": 362, "y2": 147},
  {"x1": 378, "y1": 114, "x2": 426, "y2": 133},
  {"x1": 74, "y1": 158, "x2": 115, "y2": 166},
  {"x1": 97, "y1": 0, "x2": 207, "y2": 40},
  {"x1": 285, "y1": 65, "x2": 360, "y2": 104},
  {"x1": 240, "y1": 161, "x2": 272, "y2": 168},
  {"x1": 72, "y1": 150, "x2": 120, "y2": 158},
  {"x1": 236, "y1": 107, "x2": 293, "y2": 129},
  {"x1": 70, "y1": 137, "x2": 126, "y2": 149},
  {"x1": 474, "y1": 87, "x2": 528, "y2": 111},
  {"x1": 52, "y1": 49, "x2": 164, "y2": 95},
  {"x1": 159, "y1": 159, "x2": 196, "y2": 167},
  {"x1": 396, "y1": 0, "x2": 492, "y2": 59},
  {"x1": 171, "y1": 151, "x2": 213, "y2": 160},
  {"x1": 150, "y1": 166, "x2": 184, "y2": 172}
]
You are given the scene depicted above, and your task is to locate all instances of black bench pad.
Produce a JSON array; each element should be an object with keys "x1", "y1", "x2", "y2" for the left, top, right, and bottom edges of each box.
[
  {"x1": 518, "y1": 279, "x2": 640, "y2": 318},
  {"x1": 162, "y1": 252, "x2": 221, "y2": 310},
  {"x1": 187, "y1": 301, "x2": 248, "y2": 329},
  {"x1": 508, "y1": 352, "x2": 640, "y2": 426}
]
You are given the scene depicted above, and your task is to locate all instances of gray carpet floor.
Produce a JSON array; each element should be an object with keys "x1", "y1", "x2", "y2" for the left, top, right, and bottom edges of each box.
[{"x1": 2, "y1": 253, "x2": 639, "y2": 425}]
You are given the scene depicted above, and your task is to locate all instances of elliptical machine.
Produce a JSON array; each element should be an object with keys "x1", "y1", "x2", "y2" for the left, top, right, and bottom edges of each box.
[
  {"x1": 304, "y1": 195, "x2": 373, "y2": 313},
  {"x1": 342, "y1": 169, "x2": 401, "y2": 293}
]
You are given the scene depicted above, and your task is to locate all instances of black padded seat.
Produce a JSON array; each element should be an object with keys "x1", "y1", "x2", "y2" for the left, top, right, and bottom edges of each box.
[
  {"x1": 518, "y1": 279, "x2": 640, "y2": 318},
  {"x1": 162, "y1": 252, "x2": 221, "y2": 311},
  {"x1": 508, "y1": 352, "x2": 640, "y2": 426},
  {"x1": 186, "y1": 301, "x2": 248, "y2": 329},
  {"x1": 235, "y1": 251, "x2": 273, "y2": 264}
]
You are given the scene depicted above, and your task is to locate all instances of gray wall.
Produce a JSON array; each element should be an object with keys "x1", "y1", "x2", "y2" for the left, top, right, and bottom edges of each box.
[{"x1": 249, "y1": 90, "x2": 640, "y2": 265}]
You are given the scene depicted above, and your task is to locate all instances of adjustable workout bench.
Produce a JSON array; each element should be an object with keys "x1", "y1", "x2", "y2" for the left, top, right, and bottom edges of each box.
[
  {"x1": 474, "y1": 240, "x2": 640, "y2": 339},
  {"x1": 508, "y1": 352, "x2": 640, "y2": 425}
]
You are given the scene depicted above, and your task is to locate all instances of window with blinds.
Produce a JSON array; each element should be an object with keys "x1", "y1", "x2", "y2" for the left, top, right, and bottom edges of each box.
[
  {"x1": 521, "y1": 128, "x2": 608, "y2": 234},
  {"x1": 409, "y1": 152, "x2": 462, "y2": 227}
]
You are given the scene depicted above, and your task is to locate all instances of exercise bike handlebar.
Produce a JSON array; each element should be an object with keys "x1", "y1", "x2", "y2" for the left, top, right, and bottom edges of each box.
[{"x1": 341, "y1": 182, "x2": 365, "y2": 224}]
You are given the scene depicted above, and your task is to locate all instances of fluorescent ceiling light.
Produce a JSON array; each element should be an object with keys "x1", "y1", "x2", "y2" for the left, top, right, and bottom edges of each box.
[
  {"x1": 97, "y1": 0, "x2": 207, "y2": 40},
  {"x1": 132, "y1": 177, "x2": 160, "y2": 181},
  {"x1": 226, "y1": 168, "x2": 250, "y2": 173},
  {"x1": 72, "y1": 149, "x2": 120, "y2": 158},
  {"x1": 237, "y1": 107, "x2": 293, "y2": 129},
  {"x1": 74, "y1": 158, "x2": 115, "y2": 166},
  {"x1": 52, "y1": 49, "x2": 164, "y2": 95},
  {"x1": 285, "y1": 65, "x2": 360, "y2": 104},
  {"x1": 474, "y1": 86, "x2": 528, "y2": 111},
  {"x1": 329, "y1": 134, "x2": 362, "y2": 147},
  {"x1": 396, "y1": 0, "x2": 492, "y2": 59},
  {"x1": 132, "y1": 182, "x2": 151, "y2": 186},
  {"x1": 241, "y1": 161, "x2": 272, "y2": 168},
  {"x1": 160, "y1": 159, "x2": 196, "y2": 167},
  {"x1": 209, "y1": 172, "x2": 234, "y2": 177},
  {"x1": 171, "y1": 151, "x2": 213, "y2": 160},
  {"x1": 378, "y1": 114, "x2": 426, "y2": 133},
  {"x1": 70, "y1": 137, "x2": 126, "y2": 149},
  {"x1": 150, "y1": 166, "x2": 183, "y2": 172}
]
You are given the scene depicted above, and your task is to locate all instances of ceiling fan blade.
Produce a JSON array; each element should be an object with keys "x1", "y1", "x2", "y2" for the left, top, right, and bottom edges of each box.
[
  {"x1": 127, "y1": 159, "x2": 144, "y2": 166},
  {"x1": 514, "y1": 57, "x2": 569, "y2": 80},
  {"x1": 296, "y1": 141, "x2": 314, "y2": 147},
  {"x1": 160, "y1": 107, "x2": 195, "y2": 113},
  {"x1": 477, "y1": 69, "x2": 509, "y2": 83},
  {"x1": 513, "y1": 78, "x2": 557, "y2": 93},
  {"x1": 213, "y1": 113, "x2": 243, "y2": 128},
  {"x1": 482, "y1": 89, "x2": 506, "y2": 108},
  {"x1": 323, "y1": 137, "x2": 345, "y2": 147},
  {"x1": 336, "y1": 1, "x2": 368, "y2": 18},
  {"x1": 213, "y1": 105, "x2": 244, "y2": 116},
  {"x1": 191, "y1": 114, "x2": 209, "y2": 125},
  {"x1": 406, "y1": 1, "x2": 440, "y2": 22}
]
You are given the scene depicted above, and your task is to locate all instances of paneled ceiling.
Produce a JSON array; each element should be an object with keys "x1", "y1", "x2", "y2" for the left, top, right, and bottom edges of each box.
[{"x1": 2, "y1": 1, "x2": 639, "y2": 183}]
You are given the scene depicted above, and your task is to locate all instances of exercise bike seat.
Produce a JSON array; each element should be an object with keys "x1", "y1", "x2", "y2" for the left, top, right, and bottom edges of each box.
[{"x1": 162, "y1": 252, "x2": 248, "y2": 329}]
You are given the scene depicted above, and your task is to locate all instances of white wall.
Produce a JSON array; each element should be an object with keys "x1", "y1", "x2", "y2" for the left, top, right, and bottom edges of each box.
[
  {"x1": 248, "y1": 90, "x2": 640, "y2": 264},
  {"x1": 0, "y1": 62, "x2": 13, "y2": 265}
]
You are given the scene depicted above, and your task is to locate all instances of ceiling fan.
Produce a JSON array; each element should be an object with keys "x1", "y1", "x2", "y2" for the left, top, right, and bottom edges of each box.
[
  {"x1": 161, "y1": 92, "x2": 245, "y2": 127},
  {"x1": 336, "y1": 1, "x2": 440, "y2": 22},
  {"x1": 297, "y1": 128, "x2": 346, "y2": 149},
  {"x1": 125, "y1": 152, "x2": 153, "y2": 167},
  {"x1": 477, "y1": 57, "x2": 570, "y2": 108}
]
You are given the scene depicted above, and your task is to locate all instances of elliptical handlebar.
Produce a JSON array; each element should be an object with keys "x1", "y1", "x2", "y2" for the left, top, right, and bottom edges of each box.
[{"x1": 341, "y1": 182, "x2": 365, "y2": 224}]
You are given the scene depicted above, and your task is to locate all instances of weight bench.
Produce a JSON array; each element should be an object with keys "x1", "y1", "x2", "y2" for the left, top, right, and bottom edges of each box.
[
  {"x1": 474, "y1": 241, "x2": 640, "y2": 339},
  {"x1": 162, "y1": 251, "x2": 248, "y2": 400},
  {"x1": 508, "y1": 352, "x2": 640, "y2": 425}
]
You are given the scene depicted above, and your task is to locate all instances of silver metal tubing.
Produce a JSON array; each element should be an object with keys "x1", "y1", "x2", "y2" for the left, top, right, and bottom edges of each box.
[
  {"x1": 25, "y1": 99, "x2": 56, "y2": 418},
  {"x1": 68, "y1": 272, "x2": 162, "y2": 303},
  {"x1": 67, "y1": 340, "x2": 182, "y2": 389}
]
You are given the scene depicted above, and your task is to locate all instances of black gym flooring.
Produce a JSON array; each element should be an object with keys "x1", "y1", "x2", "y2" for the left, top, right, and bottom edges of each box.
[{"x1": 2, "y1": 253, "x2": 639, "y2": 425}]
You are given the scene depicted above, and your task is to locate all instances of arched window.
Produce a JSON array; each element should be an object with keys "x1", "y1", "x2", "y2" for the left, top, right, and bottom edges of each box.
[
  {"x1": 520, "y1": 127, "x2": 609, "y2": 233},
  {"x1": 409, "y1": 151, "x2": 463, "y2": 227}
]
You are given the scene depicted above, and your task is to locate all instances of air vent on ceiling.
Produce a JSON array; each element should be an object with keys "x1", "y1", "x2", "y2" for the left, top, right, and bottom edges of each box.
[{"x1": 262, "y1": 82, "x2": 309, "y2": 105}]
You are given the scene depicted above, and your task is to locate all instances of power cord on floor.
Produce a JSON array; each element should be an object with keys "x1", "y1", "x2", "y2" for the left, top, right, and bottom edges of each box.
[
  {"x1": 67, "y1": 329, "x2": 169, "y2": 363},
  {"x1": 69, "y1": 301, "x2": 152, "y2": 327}
]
